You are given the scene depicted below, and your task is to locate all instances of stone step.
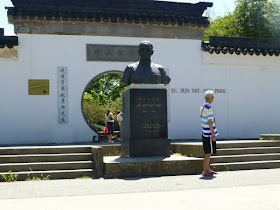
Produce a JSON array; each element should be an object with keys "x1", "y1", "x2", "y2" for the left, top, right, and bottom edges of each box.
[
  {"x1": 0, "y1": 153, "x2": 92, "y2": 163},
  {"x1": 0, "y1": 169, "x2": 95, "y2": 181},
  {"x1": 0, "y1": 161, "x2": 92, "y2": 172},
  {"x1": 211, "y1": 153, "x2": 280, "y2": 163},
  {"x1": 217, "y1": 140, "x2": 280, "y2": 149},
  {"x1": 0, "y1": 146, "x2": 91, "y2": 155},
  {"x1": 261, "y1": 134, "x2": 280, "y2": 140},
  {"x1": 217, "y1": 147, "x2": 280, "y2": 156},
  {"x1": 104, "y1": 155, "x2": 204, "y2": 179},
  {"x1": 211, "y1": 160, "x2": 280, "y2": 172}
]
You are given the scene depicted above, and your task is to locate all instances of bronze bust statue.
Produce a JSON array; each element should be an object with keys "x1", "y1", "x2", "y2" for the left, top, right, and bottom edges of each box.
[{"x1": 120, "y1": 41, "x2": 171, "y2": 86}]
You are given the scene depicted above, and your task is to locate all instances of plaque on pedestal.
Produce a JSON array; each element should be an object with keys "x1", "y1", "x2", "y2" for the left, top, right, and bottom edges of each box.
[{"x1": 121, "y1": 84, "x2": 170, "y2": 157}]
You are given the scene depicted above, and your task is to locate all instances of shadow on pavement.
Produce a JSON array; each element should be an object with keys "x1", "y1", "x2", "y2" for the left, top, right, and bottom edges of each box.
[
  {"x1": 121, "y1": 176, "x2": 162, "y2": 181},
  {"x1": 199, "y1": 175, "x2": 217, "y2": 180}
]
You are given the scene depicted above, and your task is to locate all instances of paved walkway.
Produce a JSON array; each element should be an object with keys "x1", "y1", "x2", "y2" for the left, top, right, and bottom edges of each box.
[{"x1": 0, "y1": 169, "x2": 280, "y2": 210}]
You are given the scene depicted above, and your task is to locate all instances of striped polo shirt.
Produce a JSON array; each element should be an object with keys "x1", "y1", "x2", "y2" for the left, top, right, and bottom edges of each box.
[{"x1": 200, "y1": 102, "x2": 218, "y2": 137}]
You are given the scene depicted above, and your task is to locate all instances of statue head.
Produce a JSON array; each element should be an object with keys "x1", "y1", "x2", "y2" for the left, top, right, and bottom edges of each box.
[{"x1": 138, "y1": 41, "x2": 154, "y2": 60}]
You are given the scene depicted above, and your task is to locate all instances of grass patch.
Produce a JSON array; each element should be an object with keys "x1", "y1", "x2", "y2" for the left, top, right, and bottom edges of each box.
[
  {"x1": 76, "y1": 174, "x2": 92, "y2": 179},
  {"x1": 25, "y1": 168, "x2": 50, "y2": 181},
  {"x1": 1, "y1": 170, "x2": 18, "y2": 182},
  {"x1": 25, "y1": 173, "x2": 50, "y2": 181}
]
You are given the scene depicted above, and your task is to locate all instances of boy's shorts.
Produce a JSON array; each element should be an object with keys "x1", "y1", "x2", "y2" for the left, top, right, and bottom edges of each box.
[{"x1": 202, "y1": 135, "x2": 217, "y2": 155}]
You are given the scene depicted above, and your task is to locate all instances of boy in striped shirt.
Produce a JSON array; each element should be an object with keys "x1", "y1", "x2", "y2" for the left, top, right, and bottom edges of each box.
[{"x1": 200, "y1": 90, "x2": 218, "y2": 176}]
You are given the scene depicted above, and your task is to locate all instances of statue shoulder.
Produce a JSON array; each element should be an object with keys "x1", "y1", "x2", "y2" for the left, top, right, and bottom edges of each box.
[
  {"x1": 152, "y1": 63, "x2": 164, "y2": 70},
  {"x1": 126, "y1": 62, "x2": 139, "y2": 70}
]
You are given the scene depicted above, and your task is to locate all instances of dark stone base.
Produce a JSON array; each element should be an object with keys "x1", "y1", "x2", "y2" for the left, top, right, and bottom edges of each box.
[
  {"x1": 104, "y1": 155, "x2": 204, "y2": 179},
  {"x1": 121, "y1": 86, "x2": 170, "y2": 158},
  {"x1": 121, "y1": 138, "x2": 170, "y2": 157}
]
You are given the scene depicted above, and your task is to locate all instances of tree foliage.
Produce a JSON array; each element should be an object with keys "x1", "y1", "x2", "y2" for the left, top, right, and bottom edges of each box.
[
  {"x1": 84, "y1": 73, "x2": 125, "y2": 105},
  {"x1": 82, "y1": 73, "x2": 125, "y2": 133},
  {"x1": 204, "y1": 0, "x2": 280, "y2": 40}
]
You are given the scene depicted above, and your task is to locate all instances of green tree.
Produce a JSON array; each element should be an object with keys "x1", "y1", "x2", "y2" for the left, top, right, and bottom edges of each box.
[
  {"x1": 204, "y1": 0, "x2": 280, "y2": 40},
  {"x1": 204, "y1": 13, "x2": 238, "y2": 40},
  {"x1": 84, "y1": 73, "x2": 125, "y2": 106},
  {"x1": 82, "y1": 73, "x2": 125, "y2": 133}
]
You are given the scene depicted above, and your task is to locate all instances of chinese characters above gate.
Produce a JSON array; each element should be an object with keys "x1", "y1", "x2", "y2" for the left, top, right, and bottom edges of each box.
[{"x1": 86, "y1": 44, "x2": 139, "y2": 62}]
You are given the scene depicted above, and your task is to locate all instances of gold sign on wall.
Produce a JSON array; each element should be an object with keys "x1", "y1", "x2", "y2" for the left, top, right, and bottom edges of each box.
[{"x1": 28, "y1": 80, "x2": 49, "y2": 95}]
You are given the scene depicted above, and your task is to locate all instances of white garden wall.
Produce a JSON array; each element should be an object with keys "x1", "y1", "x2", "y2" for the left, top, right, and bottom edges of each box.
[{"x1": 0, "y1": 33, "x2": 279, "y2": 144}]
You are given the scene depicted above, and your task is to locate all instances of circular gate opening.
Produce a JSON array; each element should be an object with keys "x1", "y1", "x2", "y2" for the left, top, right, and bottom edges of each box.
[{"x1": 82, "y1": 71, "x2": 125, "y2": 141}]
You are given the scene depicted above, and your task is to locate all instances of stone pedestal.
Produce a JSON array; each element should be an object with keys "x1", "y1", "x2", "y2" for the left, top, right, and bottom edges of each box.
[
  {"x1": 104, "y1": 156, "x2": 204, "y2": 179},
  {"x1": 121, "y1": 84, "x2": 170, "y2": 157}
]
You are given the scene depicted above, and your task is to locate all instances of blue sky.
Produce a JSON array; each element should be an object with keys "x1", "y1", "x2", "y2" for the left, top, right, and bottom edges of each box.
[{"x1": 0, "y1": 0, "x2": 236, "y2": 36}]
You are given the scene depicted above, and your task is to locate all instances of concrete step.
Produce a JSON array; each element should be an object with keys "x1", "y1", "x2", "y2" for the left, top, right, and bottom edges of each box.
[
  {"x1": 0, "y1": 153, "x2": 92, "y2": 163},
  {"x1": 211, "y1": 153, "x2": 280, "y2": 163},
  {"x1": 211, "y1": 160, "x2": 280, "y2": 172},
  {"x1": 261, "y1": 134, "x2": 280, "y2": 140},
  {"x1": 0, "y1": 161, "x2": 92, "y2": 172},
  {"x1": 0, "y1": 146, "x2": 91, "y2": 155},
  {"x1": 0, "y1": 169, "x2": 95, "y2": 181},
  {"x1": 104, "y1": 155, "x2": 204, "y2": 179},
  {"x1": 217, "y1": 140, "x2": 280, "y2": 149},
  {"x1": 217, "y1": 147, "x2": 280, "y2": 156}
]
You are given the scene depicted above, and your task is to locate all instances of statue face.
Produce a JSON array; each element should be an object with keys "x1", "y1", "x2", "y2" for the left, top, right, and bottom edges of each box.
[{"x1": 138, "y1": 44, "x2": 153, "y2": 60}]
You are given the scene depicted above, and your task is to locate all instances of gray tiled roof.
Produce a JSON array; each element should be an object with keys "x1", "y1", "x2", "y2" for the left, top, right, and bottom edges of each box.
[
  {"x1": 202, "y1": 36, "x2": 280, "y2": 56},
  {"x1": 7, "y1": 0, "x2": 212, "y2": 27},
  {"x1": 0, "y1": 29, "x2": 18, "y2": 48}
]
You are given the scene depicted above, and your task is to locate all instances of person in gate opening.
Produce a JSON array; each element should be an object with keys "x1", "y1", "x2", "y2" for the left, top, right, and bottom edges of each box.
[
  {"x1": 200, "y1": 90, "x2": 218, "y2": 177},
  {"x1": 117, "y1": 110, "x2": 123, "y2": 140},
  {"x1": 105, "y1": 109, "x2": 114, "y2": 142}
]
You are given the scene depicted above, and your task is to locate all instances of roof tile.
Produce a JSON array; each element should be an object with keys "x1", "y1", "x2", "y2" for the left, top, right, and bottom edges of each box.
[
  {"x1": 7, "y1": 0, "x2": 212, "y2": 28},
  {"x1": 202, "y1": 36, "x2": 280, "y2": 57}
]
